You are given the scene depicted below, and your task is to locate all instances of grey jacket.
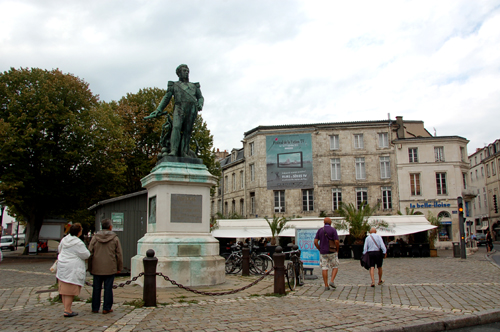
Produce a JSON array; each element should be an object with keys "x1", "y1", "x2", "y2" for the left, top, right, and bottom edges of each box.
[{"x1": 89, "y1": 230, "x2": 123, "y2": 275}]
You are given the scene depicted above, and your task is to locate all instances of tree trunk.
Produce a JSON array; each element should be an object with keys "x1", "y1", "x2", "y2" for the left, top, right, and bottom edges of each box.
[{"x1": 22, "y1": 214, "x2": 44, "y2": 255}]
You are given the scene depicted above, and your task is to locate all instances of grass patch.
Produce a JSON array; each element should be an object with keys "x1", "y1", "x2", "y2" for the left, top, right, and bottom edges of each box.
[
  {"x1": 123, "y1": 299, "x2": 145, "y2": 308},
  {"x1": 264, "y1": 292, "x2": 287, "y2": 297},
  {"x1": 47, "y1": 295, "x2": 82, "y2": 305},
  {"x1": 86, "y1": 297, "x2": 92, "y2": 304},
  {"x1": 48, "y1": 296, "x2": 62, "y2": 305},
  {"x1": 178, "y1": 299, "x2": 199, "y2": 304},
  {"x1": 158, "y1": 302, "x2": 172, "y2": 306},
  {"x1": 249, "y1": 294, "x2": 261, "y2": 297},
  {"x1": 49, "y1": 283, "x2": 58, "y2": 290}
]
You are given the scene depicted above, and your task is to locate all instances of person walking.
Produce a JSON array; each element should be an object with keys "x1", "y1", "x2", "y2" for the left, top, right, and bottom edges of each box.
[
  {"x1": 88, "y1": 219, "x2": 123, "y2": 314},
  {"x1": 363, "y1": 228, "x2": 387, "y2": 287},
  {"x1": 314, "y1": 217, "x2": 340, "y2": 291},
  {"x1": 486, "y1": 229, "x2": 493, "y2": 252},
  {"x1": 56, "y1": 223, "x2": 90, "y2": 317}
]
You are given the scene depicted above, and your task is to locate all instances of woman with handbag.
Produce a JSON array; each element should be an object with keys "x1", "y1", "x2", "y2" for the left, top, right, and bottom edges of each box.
[
  {"x1": 56, "y1": 223, "x2": 90, "y2": 317},
  {"x1": 362, "y1": 228, "x2": 387, "y2": 287}
]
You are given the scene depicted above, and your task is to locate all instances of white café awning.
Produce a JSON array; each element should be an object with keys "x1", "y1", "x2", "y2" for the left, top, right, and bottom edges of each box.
[{"x1": 211, "y1": 215, "x2": 436, "y2": 238}]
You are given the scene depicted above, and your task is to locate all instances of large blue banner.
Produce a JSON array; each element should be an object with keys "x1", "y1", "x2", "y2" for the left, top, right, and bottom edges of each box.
[
  {"x1": 266, "y1": 134, "x2": 313, "y2": 190},
  {"x1": 296, "y1": 228, "x2": 319, "y2": 267}
]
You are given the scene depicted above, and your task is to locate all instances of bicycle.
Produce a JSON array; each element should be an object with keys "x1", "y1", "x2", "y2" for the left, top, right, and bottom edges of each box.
[
  {"x1": 224, "y1": 245, "x2": 274, "y2": 275},
  {"x1": 252, "y1": 246, "x2": 274, "y2": 273},
  {"x1": 285, "y1": 245, "x2": 305, "y2": 291}
]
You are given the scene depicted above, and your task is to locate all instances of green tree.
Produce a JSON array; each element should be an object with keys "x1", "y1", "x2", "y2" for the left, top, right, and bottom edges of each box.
[
  {"x1": 0, "y1": 68, "x2": 127, "y2": 252},
  {"x1": 110, "y1": 88, "x2": 166, "y2": 193},
  {"x1": 426, "y1": 211, "x2": 442, "y2": 249},
  {"x1": 191, "y1": 115, "x2": 221, "y2": 181},
  {"x1": 334, "y1": 203, "x2": 388, "y2": 245}
]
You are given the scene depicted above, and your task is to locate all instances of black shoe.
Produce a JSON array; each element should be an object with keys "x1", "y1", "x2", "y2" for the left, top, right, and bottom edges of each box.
[{"x1": 64, "y1": 311, "x2": 78, "y2": 317}]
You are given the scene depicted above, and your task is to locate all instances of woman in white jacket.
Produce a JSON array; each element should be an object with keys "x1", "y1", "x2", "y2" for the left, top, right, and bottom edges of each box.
[{"x1": 56, "y1": 223, "x2": 90, "y2": 317}]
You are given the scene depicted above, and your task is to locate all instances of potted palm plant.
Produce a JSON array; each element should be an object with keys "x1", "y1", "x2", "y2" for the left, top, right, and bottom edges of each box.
[
  {"x1": 334, "y1": 202, "x2": 388, "y2": 259},
  {"x1": 426, "y1": 211, "x2": 442, "y2": 257},
  {"x1": 265, "y1": 214, "x2": 291, "y2": 246}
]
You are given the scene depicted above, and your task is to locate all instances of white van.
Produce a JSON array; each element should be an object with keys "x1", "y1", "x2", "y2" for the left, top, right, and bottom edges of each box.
[
  {"x1": 1, "y1": 236, "x2": 15, "y2": 251},
  {"x1": 14, "y1": 234, "x2": 25, "y2": 246}
]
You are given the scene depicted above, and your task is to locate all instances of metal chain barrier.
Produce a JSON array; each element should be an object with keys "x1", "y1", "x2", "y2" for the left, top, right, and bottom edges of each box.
[
  {"x1": 85, "y1": 272, "x2": 144, "y2": 288},
  {"x1": 84, "y1": 267, "x2": 274, "y2": 296},
  {"x1": 156, "y1": 267, "x2": 274, "y2": 296}
]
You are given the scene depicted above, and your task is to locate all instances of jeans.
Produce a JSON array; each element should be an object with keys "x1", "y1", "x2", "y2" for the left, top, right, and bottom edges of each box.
[{"x1": 92, "y1": 274, "x2": 115, "y2": 312}]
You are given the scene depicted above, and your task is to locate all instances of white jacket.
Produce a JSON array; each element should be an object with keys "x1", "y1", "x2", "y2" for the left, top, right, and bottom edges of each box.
[{"x1": 56, "y1": 235, "x2": 90, "y2": 286}]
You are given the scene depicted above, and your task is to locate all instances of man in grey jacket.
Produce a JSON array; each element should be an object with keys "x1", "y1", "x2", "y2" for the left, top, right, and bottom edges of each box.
[{"x1": 89, "y1": 219, "x2": 123, "y2": 314}]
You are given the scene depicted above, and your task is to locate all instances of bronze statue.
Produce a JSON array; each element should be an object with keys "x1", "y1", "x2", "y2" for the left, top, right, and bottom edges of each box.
[{"x1": 145, "y1": 64, "x2": 204, "y2": 158}]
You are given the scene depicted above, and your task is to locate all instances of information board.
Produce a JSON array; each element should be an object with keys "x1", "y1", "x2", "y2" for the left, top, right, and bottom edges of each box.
[
  {"x1": 296, "y1": 228, "x2": 320, "y2": 267},
  {"x1": 111, "y1": 212, "x2": 124, "y2": 231}
]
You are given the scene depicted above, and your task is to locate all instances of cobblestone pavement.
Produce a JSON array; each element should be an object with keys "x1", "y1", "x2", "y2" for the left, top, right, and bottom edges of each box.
[{"x1": 0, "y1": 247, "x2": 499, "y2": 331}]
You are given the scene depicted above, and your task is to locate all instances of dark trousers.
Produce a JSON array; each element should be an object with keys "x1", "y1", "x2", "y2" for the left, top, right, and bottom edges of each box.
[{"x1": 92, "y1": 274, "x2": 115, "y2": 311}]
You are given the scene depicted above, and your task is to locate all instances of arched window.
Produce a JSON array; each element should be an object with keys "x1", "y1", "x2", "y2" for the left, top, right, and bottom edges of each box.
[{"x1": 438, "y1": 211, "x2": 451, "y2": 219}]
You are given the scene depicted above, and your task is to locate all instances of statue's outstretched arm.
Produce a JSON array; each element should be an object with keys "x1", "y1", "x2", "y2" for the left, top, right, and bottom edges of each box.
[{"x1": 144, "y1": 82, "x2": 174, "y2": 119}]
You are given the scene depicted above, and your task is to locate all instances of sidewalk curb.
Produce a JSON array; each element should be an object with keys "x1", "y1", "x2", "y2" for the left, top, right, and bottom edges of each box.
[
  {"x1": 484, "y1": 249, "x2": 500, "y2": 271},
  {"x1": 2, "y1": 254, "x2": 57, "y2": 260},
  {"x1": 373, "y1": 308, "x2": 500, "y2": 331}
]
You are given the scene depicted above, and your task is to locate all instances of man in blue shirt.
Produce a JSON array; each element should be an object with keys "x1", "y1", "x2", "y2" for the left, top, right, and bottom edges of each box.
[
  {"x1": 362, "y1": 228, "x2": 387, "y2": 287},
  {"x1": 314, "y1": 217, "x2": 340, "y2": 291}
]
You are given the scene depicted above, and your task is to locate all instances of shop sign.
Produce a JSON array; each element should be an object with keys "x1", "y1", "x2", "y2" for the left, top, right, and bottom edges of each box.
[{"x1": 409, "y1": 201, "x2": 451, "y2": 209}]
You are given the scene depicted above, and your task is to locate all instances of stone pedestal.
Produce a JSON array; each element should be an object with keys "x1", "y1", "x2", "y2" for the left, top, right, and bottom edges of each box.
[{"x1": 131, "y1": 157, "x2": 225, "y2": 287}]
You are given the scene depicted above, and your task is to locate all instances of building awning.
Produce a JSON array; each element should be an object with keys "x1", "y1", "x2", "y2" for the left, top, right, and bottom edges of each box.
[
  {"x1": 477, "y1": 225, "x2": 489, "y2": 230},
  {"x1": 211, "y1": 215, "x2": 436, "y2": 238},
  {"x1": 211, "y1": 218, "x2": 349, "y2": 238}
]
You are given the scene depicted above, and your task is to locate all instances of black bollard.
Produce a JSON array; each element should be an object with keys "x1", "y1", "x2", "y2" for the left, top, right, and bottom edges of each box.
[
  {"x1": 242, "y1": 243, "x2": 250, "y2": 276},
  {"x1": 273, "y1": 246, "x2": 286, "y2": 295},
  {"x1": 143, "y1": 249, "x2": 158, "y2": 307}
]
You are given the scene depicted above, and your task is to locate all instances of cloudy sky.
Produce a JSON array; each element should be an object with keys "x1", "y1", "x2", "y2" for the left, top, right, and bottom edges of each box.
[{"x1": 1, "y1": 0, "x2": 499, "y2": 154}]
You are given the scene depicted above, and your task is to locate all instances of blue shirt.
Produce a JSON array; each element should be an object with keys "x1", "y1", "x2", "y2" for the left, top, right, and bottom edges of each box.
[
  {"x1": 315, "y1": 224, "x2": 339, "y2": 255},
  {"x1": 363, "y1": 233, "x2": 387, "y2": 254}
]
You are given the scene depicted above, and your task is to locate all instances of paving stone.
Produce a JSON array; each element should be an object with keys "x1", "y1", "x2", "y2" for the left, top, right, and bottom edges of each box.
[{"x1": 1, "y1": 248, "x2": 500, "y2": 331}]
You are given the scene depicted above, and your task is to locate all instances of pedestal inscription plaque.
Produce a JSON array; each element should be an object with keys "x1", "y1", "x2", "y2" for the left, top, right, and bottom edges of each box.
[{"x1": 171, "y1": 194, "x2": 202, "y2": 223}]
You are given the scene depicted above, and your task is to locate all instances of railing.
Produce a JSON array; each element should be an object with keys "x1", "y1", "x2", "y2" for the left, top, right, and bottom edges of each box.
[{"x1": 86, "y1": 246, "x2": 293, "y2": 307}]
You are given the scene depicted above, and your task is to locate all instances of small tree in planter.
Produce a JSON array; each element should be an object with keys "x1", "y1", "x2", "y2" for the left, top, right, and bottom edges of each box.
[
  {"x1": 265, "y1": 214, "x2": 291, "y2": 245},
  {"x1": 334, "y1": 202, "x2": 388, "y2": 259},
  {"x1": 426, "y1": 211, "x2": 442, "y2": 256}
]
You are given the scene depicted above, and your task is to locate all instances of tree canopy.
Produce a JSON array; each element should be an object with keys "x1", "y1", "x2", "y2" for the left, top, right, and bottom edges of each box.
[
  {"x1": 0, "y1": 68, "x2": 128, "y2": 250},
  {"x1": 0, "y1": 68, "x2": 220, "y2": 251}
]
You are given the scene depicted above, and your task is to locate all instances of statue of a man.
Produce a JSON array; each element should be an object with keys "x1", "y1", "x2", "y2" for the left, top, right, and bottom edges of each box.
[{"x1": 145, "y1": 64, "x2": 204, "y2": 158}]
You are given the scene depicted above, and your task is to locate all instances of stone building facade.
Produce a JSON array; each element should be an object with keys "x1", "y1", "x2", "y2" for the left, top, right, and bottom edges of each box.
[
  {"x1": 211, "y1": 117, "x2": 472, "y2": 247},
  {"x1": 469, "y1": 139, "x2": 500, "y2": 238},
  {"x1": 211, "y1": 118, "x2": 429, "y2": 212},
  {"x1": 394, "y1": 128, "x2": 470, "y2": 248}
]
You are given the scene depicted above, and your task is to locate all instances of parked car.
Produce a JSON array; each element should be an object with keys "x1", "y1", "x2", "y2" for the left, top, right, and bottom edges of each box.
[
  {"x1": 14, "y1": 234, "x2": 25, "y2": 246},
  {"x1": 1, "y1": 236, "x2": 15, "y2": 251},
  {"x1": 475, "y1": 233, "x2": 487, "y2": 246}
]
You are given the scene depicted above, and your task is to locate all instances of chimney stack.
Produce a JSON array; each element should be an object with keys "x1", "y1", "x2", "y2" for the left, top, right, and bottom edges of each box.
[{"x1": 396, "y1": 116, "x2": 405, "y2": 139}]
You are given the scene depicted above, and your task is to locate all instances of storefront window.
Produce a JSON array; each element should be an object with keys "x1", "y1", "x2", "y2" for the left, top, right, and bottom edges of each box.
[
  {"x1": 438, "y1": 224, "x2": 452, "y2": 241},
  {"x1": 438, "y1": 211, "x2": 452, "y2": 241}
]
